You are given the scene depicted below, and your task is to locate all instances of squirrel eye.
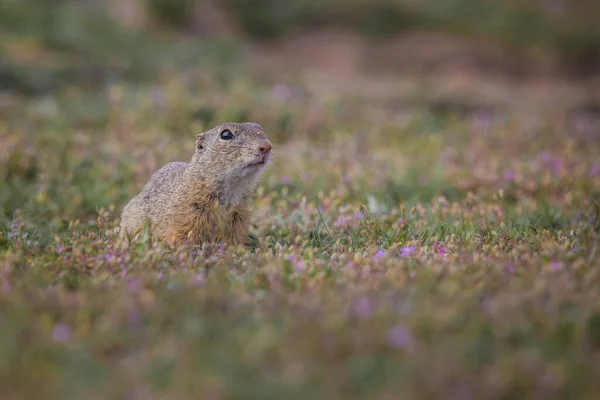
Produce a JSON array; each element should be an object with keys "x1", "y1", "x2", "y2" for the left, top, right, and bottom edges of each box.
[{"x1": 220, "y1": 129, "x2": 235, "y2": 140}]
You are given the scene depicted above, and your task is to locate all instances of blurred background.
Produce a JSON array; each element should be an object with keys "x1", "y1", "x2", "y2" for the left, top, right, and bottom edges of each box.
[
  {"x1": 3, "y1": 0, "x2": 600, "y2": 221},
  {"x1": 2, "y1": 0, "x2": 600, "y2": 224},
  {"x1": 2, "y1": 0, "x2": 600, "y2": 97}
]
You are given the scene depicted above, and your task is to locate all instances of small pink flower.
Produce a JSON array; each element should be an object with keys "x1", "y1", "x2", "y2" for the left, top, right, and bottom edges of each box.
[
  {"x1": 157, "y1": 272, "x2": 163, "y2": 280},
  {"x1": 52, "y1": 323, "x2": 71, "y2": 342},
  {"x1": 550, "y1": 261, "x2": 563, "y2": 271},
  {"x1": 192, "y1": 274, "x2": 204, "y2": 286},
  {"x1": 388, "y1": 325, "x2": 412, "y2": 349},
  {"x1": 590, "y1": 163, "x2": 599, "y2": 177},
  {"x1": 400, "y1": 246, "x2": 415, "y2": 257},
  {"x1": 539, "y1": 151, "x2": 552, "y2": 163},
  {"x1": 127, "y1": 277, "x2": 143, "y2": 293},
  {"x1": 549, "y1": 159, "x2": 563, "y2": 174},
  {"x1": 287, "y1": 255, "x2": 306, "y2": 271},
  {"x1": 471, "y1": 111, "x2": 491, "y2": 129},
  {"x1": 334, "y1": 216, "x2": 350, "y2": 228},
  {"x1": 435, "y1": 243, "x2": 446, "y2": 255},
  {"x1": 128, "y1": 310, "x2": 142, "y2": 330},
  {"x1": 373, "y1": 250, "x2": 386, "y2": 260},
  {"x1": 353, "y1": 297, "x2": 373, "y2": 318}
]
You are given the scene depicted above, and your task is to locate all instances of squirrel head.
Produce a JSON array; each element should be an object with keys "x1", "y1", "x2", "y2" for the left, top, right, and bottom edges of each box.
[{"x1": 192, "y1": 122, "x2": 272, "y2": 182}]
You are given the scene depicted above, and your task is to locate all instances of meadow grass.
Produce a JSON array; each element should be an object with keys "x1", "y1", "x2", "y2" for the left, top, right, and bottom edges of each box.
[{"x1": 1, "y1": 60, "x2": 600, "y2": 399}]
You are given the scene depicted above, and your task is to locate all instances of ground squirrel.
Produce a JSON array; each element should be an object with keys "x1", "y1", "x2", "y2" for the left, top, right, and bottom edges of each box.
[{"x1": 120, "y1": 122, "x2": 272, "y2": 246}]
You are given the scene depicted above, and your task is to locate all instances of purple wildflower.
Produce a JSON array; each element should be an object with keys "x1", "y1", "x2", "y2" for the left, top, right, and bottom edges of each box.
[
  {"x1": 353, "y1": 297, "x2": 373, "y2": 318},
  {"x1": 549, "y1": 159, "x2": 563, "y2": 174},
  {"x1": 503, "y1": 170, "x2": 515, "y2": 182},
  {"x1": 157, "y1": 272, "x2": 164, "y2": 280},
  {"x1": 539, "y1": 151, "x2": 552, "y2": 163},
  {"x1": 471, "y1": 111, "x2": 491, "y2": 130},
  {"x1": 537, "y1": 151, "x2": 564, "y2": 174},
  {"x1": 373, "y1": 250, "x2": 386, "y2": 260},
  {"x1": 505, "y1": 264, "x2": 516, "y2": 273},
  {"x1": 287, "y1": 255, "x2": 305, "y2": 271},
  {"x1": 58, "y1": 244, "x2": 65, "y2": 253},
  {"x1": 590, "y1": 163, "x2": 599, "y2": 177},
  {"x1": 572, "y1": 113, "x2": 594, "y2": 133},
  {"x1": 52, "y1": 323, "x2": 71, "y2": 342},
  {"x1": 550, "y1": 261, "x2": 563, "y2": 271},
  {"x1": 104, "y1": 253, "x2": 113, "y2": 261},
  {"x1": 435, "y1": 243, "x2": 446, "y2": 255},
  {"x1": 334, "y1": 216, "x2": 350, "y2": 228},
  {"x1": 127, "y1": 277, "x2": 143, "y2": 293},
  {"x1": 388, "y1": 325, "x2": 413, "y2": 349},
  {"x1": 400, "y1": 246, "x2": 415, "y2": 257},
  {"x1": 128, "y1": 310, "x2": 142, "y2": 330},
  {"x1": 280, "y1": 176, "x2": 292, "y2": 185},
  {"x1": 192, "y1": 274, "x2": 204, "y2": 286}
]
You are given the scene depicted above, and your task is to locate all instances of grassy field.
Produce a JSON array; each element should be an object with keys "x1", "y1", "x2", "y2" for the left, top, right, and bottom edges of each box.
[{"x1": 2, "y1": 5, "x2": 600, "y2": 398}]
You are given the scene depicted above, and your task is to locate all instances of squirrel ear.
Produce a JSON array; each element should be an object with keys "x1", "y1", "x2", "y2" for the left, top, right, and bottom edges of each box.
[{"x1": 195, "y1": 133, "x2": 204, "y2": 150}]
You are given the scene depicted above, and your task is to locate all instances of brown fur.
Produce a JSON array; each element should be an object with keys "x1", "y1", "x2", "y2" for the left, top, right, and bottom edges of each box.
[{"x1": 119, "y1": 122, "x2": 271, "y2": 247}]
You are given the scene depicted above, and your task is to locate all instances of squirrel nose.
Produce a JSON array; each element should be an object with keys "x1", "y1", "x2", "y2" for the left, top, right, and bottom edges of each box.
[{"x1": 259, "y1": 140, "x2": 272, "y2": 154}]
